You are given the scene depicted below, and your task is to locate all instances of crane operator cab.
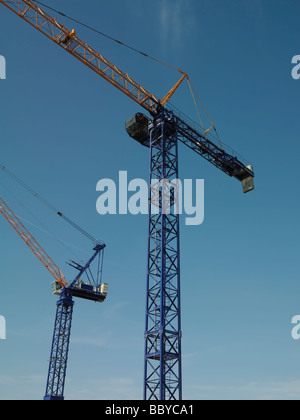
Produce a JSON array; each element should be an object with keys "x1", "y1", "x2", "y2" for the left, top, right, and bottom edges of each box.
[
  {"x1": 125, "y1": 113, "x2": 151, "y2": 148},
  {"x1": 52, "y1": 280, "x2": 109, "y2": 303}
]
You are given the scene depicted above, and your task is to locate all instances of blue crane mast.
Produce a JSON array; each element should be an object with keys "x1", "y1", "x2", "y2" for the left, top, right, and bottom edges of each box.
[
  {"x1": 125, "y1": 105, "x2": 254, "y2": 400},
  {"x1": 0, "y1": 189, "x2": 108, "y2": 401},
  {"x1": 44, "y1": 243, "x2": 107, "y2": 400}
]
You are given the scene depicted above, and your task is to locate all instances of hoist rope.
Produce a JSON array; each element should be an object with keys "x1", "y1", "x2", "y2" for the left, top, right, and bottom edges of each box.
[
  {"x1": 0, "y1": 163, "x2": 103, "y2": 245},
  {"x1": 0, "y1": 178, "x2": 83, "y2": 260}
]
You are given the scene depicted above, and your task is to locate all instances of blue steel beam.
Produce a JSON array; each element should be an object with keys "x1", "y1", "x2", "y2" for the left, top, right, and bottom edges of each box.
[
  {"x1": 44, "y1": 288, "x2": 74, "y2": 401},
  {"x1": 144, "y1": 107, "x2": 182, "y2": 400},
  {"x1": 126, "y1": 104, "x2": 255, "y2": 401},
  {"x1": 167, "y1": 106, "x2": 254, "y2": 183}
]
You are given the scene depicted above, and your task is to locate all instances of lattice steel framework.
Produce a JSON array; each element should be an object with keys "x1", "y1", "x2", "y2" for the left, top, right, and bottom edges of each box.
[
  {"x1": 0, "y1": 0, "x2": 255, "y2": 402},
  {"x1": 144, "y1": 108, "x2": 182, "y2": 400},
  {"x1": 44, "y1": 288, "x2": 74, "y2": 400},
  {"x1": 44, "y1": 244, "x2": 106, "y2": 400}
]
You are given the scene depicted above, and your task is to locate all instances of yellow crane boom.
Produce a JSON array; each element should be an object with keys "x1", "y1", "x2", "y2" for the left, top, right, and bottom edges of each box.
[
  {"x1": 0, "y1": 0, "x2": 187, "y2": 114},
  {"x1": 0, "y1": 195, "x2": 68, "y2": 288}
]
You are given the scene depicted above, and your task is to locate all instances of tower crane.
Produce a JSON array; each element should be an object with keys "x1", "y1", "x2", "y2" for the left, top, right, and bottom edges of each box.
[
  {"x1": 0, "y1": 193, "x2": 108, "y2": 400},
  {"x1": 0, "y1": 0, "x2": 255, "y2": 400}
]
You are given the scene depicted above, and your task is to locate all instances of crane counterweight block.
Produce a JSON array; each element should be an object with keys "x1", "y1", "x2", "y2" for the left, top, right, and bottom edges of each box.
[{"x1": 237, "y1": 164, "x2": 255, "y2": 194}]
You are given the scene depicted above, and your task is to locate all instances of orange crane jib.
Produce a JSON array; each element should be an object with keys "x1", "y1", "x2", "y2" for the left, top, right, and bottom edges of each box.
[
  {"x1": 0, "y1": 0, "x2": 187, "y2": 114},
  {"x1": 0, "y1": 195, "x2": 68, "y2": 288}
]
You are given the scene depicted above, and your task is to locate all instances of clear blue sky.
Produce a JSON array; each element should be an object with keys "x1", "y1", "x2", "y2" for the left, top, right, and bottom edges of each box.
[{"x1": 0, "y1": 0, "x2": 300, "y2": 400}]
